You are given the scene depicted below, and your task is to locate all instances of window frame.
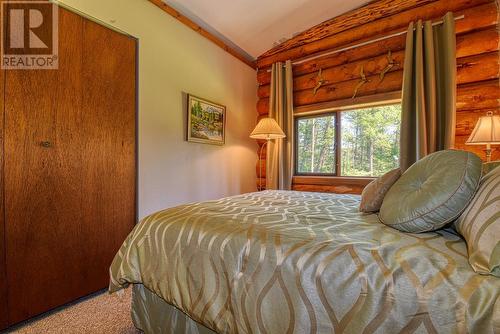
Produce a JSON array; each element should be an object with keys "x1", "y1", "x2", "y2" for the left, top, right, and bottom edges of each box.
[
  {"x1": 294, "y1": 111, "x2": 340, "y2": 177},
  {"x1": 293, "y1": 100, "x2": 401, "y2": 178}
]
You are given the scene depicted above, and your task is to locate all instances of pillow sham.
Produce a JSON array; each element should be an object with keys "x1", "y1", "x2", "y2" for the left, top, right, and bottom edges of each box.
[
  {"x1": 454, "y1": 166, "x2": 500, "y2": 277},
  {"x1": 379, "y1": 150, "x2": 482, "y2": 233},
  {"x1": 359, "y1": 168, "x2": 401, "y2": 213}
]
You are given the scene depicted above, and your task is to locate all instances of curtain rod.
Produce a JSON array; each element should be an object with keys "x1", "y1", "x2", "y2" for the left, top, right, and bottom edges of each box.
[{"x1": 267, "y1": 14, "x2": 465, "y2": 71}]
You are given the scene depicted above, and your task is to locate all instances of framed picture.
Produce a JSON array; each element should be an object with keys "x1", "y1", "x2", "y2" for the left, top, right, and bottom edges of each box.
[{"x1": 187, "y1": 94, "x2": 226, "y2": 145}]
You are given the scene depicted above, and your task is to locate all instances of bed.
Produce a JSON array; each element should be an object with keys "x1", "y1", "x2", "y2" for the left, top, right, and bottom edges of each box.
[{"x1": 109, "y1": 190, "x2": 500, "y2": 333}]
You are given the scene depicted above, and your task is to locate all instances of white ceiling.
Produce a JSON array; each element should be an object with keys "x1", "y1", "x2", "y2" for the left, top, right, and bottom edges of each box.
[{"x1": 163, "y1": 0, "x2": 371, "y2": 59}]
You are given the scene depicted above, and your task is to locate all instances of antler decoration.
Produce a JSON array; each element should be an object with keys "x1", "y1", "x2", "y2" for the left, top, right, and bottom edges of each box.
[
  {"x1": 379, "y1": 50, "x2": 399, "y2": 83},
  {"x1": 352, "y1": 65, "x2": 368, "y2": 99},
  {"x1": 313, "y1": 68, "x2": 327, "y2": 95}
]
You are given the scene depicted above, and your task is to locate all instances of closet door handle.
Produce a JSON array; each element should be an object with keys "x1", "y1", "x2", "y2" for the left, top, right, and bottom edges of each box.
[{"x1": 40, "y1": 141, "x2": 52, "y2": 148}]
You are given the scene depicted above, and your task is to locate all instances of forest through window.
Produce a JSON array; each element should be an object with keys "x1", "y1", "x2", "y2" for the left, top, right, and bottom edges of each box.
[{"x1": 295, "y1": 104, "x2": 401, "y2": 177}]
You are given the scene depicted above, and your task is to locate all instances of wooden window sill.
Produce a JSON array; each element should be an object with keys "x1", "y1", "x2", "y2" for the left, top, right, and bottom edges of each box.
[
  {"x1": 293, "y1": 176, "x2": 374, "y2": 186},
  {"x1": 292, "y1": 176, "x2": 374, "y2": 194}
]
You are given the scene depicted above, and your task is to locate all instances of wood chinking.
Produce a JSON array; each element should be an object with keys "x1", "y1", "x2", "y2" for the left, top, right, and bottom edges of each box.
[{"x1": 254, "y1": 0, "x2": 500, "y2": 193}]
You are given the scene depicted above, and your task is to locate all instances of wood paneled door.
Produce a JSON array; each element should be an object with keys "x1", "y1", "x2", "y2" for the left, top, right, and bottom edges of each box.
[{"x1": 0, "y1": 6, "x2": 137, "y2": 328}]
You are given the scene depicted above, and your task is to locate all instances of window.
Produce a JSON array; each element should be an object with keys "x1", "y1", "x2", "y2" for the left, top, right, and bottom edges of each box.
[
  {"x1": 296, "y1": 114, "x2": 337, "y2": 175},
  {"x1": 295, "y1": 104, "x2": 401, "y2": 177}
]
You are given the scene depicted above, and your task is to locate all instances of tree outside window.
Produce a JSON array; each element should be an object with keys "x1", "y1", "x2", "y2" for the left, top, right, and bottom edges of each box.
[{"x1": 295, "y1": 104, "x2": 401, "y2": 177}]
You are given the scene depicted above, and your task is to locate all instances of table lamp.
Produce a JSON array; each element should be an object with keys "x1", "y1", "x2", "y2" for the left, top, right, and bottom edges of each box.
[
  {"x1": 250, "y1": 118, "x2": 286, "y2": 190},
  {"x1": 466, "y1": 111, "x2": 500, "y2": 162}
]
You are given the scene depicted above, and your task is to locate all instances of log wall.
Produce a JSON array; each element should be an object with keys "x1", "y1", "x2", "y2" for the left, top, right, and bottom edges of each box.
[{"x1": 254, "y1": 0, "x2": 500, "y2": 194}]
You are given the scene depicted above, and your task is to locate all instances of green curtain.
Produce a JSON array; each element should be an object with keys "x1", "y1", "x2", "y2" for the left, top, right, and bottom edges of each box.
[
  {"x1": 400, "y1": 12, "x2": 456, "y2": 171},
  {"x1": 267, "y1": 60, "x2": 294, "y2": 190}
]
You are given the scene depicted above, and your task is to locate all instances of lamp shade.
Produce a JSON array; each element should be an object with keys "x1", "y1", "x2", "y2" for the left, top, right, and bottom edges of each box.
[
  {"x1": 250, "y1": 118, "x2": 286, "y2": 140},
  {"x1": 466, "y1": 112, "x2": 500, "y2": 145}
]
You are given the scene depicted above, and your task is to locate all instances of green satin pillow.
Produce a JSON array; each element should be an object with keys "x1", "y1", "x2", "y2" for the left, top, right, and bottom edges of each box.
[{"x1": 379, "y1": 150, "x2": 482, "y2": 233}]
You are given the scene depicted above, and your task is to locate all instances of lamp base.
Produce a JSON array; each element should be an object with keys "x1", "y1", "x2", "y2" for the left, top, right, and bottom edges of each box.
[
  {"x1": 484, "y1": 143, "x2": 493, "y2": 162},
  {"x1": 258, "y1": 141, "x2": 269, "y2": 191}
]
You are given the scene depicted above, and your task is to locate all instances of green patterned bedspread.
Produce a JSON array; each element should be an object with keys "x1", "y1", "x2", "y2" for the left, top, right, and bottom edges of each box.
[{"x1": 110, "y1": 190, "x2": 500, "y2": 333}]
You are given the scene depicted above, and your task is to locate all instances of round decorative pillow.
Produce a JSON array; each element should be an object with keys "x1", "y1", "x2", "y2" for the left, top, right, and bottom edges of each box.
[{"x1": 379, "y1": 150, "x2": 482, "y2": 233}]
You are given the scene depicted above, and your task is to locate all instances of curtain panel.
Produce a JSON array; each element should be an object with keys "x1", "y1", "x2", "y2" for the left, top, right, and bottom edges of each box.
[
  {"x1": 267, "y1": 61, "x2": 294, "y2": 190},
  {"x1": 400, "y1": 12, "x2": 457, "y2": 171}
]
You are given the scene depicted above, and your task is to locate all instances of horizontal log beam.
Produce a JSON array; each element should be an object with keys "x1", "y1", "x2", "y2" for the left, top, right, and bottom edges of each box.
[
  {"x1": 261, "y1": 0, "x2": 438, "y2": 58},
  {"x1": 257, "y1": 26, "x2": 499, "y2": 86},
  {"x1": 256, "y1": 1, "x2": 496, "y2": 68},
  {"x1": 456, "y1": 109, "x2": 500, "y2": 136},
  {"x1": 258, "y1": 70, "x2": 403, "y2": 113},
  {"x1": 294, "y1": 91, "x2": 402, "y2": 116},
  {"x1": 455, "y1": 27, "x2": 499, "y2": 60},
  {"x1": 258, "y1": 50, "x2": 498, "y2": 99},
  {"x1": 257, "y1": 34, "x2": 406, "y2": 86},
  {"x1": 456, "y1": 51, "x2": 499, "y2": 84},
  {"x1": 257, "y1": 53, "x2": 499, "y2": 114},
  {"x1": 258, "y1": 50, "x2": 405, "y2": 98},
  {"x1": 456, "y1": 79, "x2": 500, "y2": 111}
]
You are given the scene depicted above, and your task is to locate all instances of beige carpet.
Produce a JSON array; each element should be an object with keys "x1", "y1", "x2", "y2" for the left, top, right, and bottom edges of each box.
[{"x1": 4, "y1": 288, "x2": 140, "y2": 334}]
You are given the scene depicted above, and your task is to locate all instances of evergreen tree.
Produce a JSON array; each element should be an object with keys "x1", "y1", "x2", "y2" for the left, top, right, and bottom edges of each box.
[{"x1": 297, "y1": 105, "x2": 401, "y2": 176}]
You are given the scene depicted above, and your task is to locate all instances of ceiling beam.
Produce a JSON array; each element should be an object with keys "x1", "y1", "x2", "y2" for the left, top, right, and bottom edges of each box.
[{"x1": 148, "y1": 0, "x2": 256, "y2": 69}]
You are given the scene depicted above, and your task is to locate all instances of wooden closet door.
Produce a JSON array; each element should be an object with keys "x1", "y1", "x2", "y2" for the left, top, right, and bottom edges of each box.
[
  {"x1": 79, "y1": 16, "x2": 137, "y2": 293},
  {"x1": 3, "y1": 7, "x2": 136, "y2": 325},
  {"x1": 0, "y1": 54, "x2": 7, "y2": 330},
  {"x1": 4, "y1": 8, "x2": 84, "y2": 324}
]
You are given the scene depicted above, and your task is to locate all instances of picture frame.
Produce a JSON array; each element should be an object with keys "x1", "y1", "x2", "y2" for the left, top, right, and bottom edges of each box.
[{"x1": 187, "y1": 94, "x2": 226, "y2": 145}]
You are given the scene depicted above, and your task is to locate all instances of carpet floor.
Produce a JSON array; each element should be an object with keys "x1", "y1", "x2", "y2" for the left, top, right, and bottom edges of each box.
[{"x1": 3, "y1": 288, "x2": 140, "y2": 334}]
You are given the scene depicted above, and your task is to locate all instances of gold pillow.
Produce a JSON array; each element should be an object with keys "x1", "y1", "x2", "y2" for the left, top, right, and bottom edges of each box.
[
  {"x1": 359, "y1": 168, "x2": 401, "y2": 213},
  {"x1": 455, "y1": 166, "x2": 500, "y2": 277}
]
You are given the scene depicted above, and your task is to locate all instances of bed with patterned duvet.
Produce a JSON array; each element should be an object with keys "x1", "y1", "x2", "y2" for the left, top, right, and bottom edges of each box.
[{"x1": 109, "y1": 190, "x2": 500, "y2": 334}]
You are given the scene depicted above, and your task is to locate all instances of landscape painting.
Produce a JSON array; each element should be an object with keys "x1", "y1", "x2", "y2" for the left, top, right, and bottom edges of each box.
[{"x1": 187, "y1": 95, "x2": 226, "y2": 145}]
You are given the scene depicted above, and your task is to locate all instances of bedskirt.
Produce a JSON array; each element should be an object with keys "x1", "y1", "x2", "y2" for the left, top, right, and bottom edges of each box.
[{"x1": 131, "y1": 284, "x2": 216, "y2": 334}]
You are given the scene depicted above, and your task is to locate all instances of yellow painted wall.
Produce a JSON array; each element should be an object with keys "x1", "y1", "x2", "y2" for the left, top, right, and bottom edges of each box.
[{"x1": 57, "y1": 0, "x2": 258, "y2": 218}]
